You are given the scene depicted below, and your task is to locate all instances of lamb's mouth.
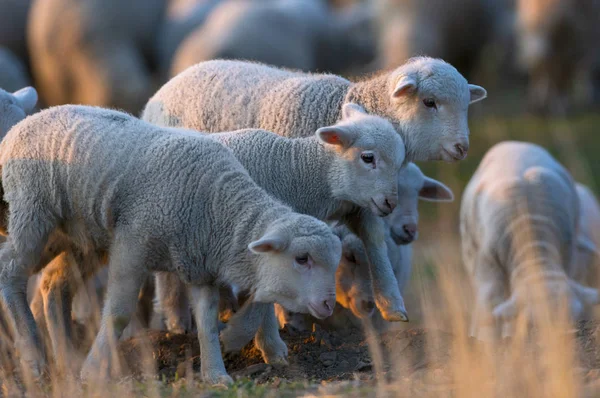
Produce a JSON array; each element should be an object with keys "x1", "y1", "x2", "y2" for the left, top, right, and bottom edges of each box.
[
  {"x1": 370, "y1": 199, "x2": 390, "y2": 217},
  {"x1": 390, "y1": 229, "x2": 414, "y2": 245},
  {"x1": 442, "y1": 147, "x2": 465, "y2": 162}
]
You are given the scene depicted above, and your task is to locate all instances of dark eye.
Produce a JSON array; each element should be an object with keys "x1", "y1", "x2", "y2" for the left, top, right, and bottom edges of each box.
[
  {"x1": 423, "y1": 98, "x2": 437, "y2": 109},
  {"x1": 360, "y1": 153, "x2": 374, "y2": 164},
  {"x1": 295, "y1": 255, "x2": 309, "y2": 265}
]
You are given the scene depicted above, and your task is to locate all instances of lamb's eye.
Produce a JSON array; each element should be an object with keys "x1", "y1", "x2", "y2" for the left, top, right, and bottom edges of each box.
[
  {"x1": 295, "y1": 255, "x2": 309, "y2": 265},
  {"x1": 423, "y1": 98, "x2": 437, "y2": 109},
  {"x1": 361, "y1": 153, "x2": 374, "y2": 164}
]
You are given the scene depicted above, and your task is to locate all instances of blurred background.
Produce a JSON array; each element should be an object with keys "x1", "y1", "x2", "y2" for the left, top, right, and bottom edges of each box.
[{"x1": 1, "y1": 0, "x2": 600, "y2": 326}]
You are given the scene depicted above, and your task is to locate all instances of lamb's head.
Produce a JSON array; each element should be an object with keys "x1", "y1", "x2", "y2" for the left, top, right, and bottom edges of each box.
[
  {"x1": 249, "y1": 214, "x2": 341, "y2": 320},
  {"x1": 335, "y1": 229, "x2": 376, "y2": 319},
  {"x1": 386, "y1": 163, "x2": 454, "y2": 245},
  {"x1": 385, "y1": 57, "x2": 487, "y2": 162},
  {"x1": 317, "y1": 103, "x2": 405, "y2": 217},
  {"x1": 0, "y1": 87, "x2": 37, "y2": 138}
]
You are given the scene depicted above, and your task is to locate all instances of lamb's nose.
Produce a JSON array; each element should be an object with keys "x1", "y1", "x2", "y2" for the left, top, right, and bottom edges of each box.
[
  {"x1": 454, "y1": 143, "x2": 468, "y2": 159},
  {"x1": 403, "y1": 223, "x2": 417, "y2": 240},
  {"x1": 384, "y1": 196, "x2": 397, "y2": 212},
  {"x1": 323, "y1": 298, "x2": 335, "y2": 315}
]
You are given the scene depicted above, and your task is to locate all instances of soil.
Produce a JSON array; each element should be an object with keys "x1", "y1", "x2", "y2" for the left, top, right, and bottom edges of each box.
[{"x1": 117, "y1": 320, "x2": 600, "y2": 386}]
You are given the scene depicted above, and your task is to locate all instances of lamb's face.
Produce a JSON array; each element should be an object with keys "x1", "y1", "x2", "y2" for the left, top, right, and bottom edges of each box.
[
  {"x1": 336, "y1": 233, "x2": 375, "y2": 318},
  {"x1": 386, "y1": 163, "x2": 454, "y2": 244},
  {"x1": 387, "y1": 58, "x2": 486, "y2": 163},
  {"x1": 0, "y1": 87, "x2": 37, "y2": 138},
  {"x1": 250, "y1": 215, "x2": 341, "y2": 320},
  {"x1": 317, "y1": 104, "x2": 405, "y2": 217}
]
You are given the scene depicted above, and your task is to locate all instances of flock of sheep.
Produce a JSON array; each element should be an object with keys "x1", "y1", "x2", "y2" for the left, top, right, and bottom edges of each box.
[{"x1": 0, "y1": 0, "x2": 599, "y2": 389}]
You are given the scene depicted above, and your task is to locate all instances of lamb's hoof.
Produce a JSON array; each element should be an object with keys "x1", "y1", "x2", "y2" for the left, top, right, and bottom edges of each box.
[
  {"x1": 265, "y1": 355, "x2": 288, "y2": 367},
  {"x1": 202, "y1": 371, "x2": 234, "y2": 387},
  {"x1": 380, "y1": 309, "x2": 409, "y2": 322}
]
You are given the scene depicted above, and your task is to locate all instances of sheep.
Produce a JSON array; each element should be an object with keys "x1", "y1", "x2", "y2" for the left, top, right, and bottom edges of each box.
[
  {"x1": 275, "y1": 163, "x2": 454, "y2": 331},
  {"x1": 155, "y1": 0, "x2": 223, "y2": 76},
  {"x1": 375, "y1": 0, "x2": 510, "y2": 79},
  {"x1": 155, "y1": 103, "x2": 407, "y2": 365},
  {"x1": 169, "y1": 0, "x2": 376, "y2": 77},
  {"x1": 144, "y1": 57, "x2": 487, "y2": 165},
  {"x1": 460, "y1": 141, "x2": 600, "y2": 341},
  {"x1": 0, "y1": 86, "x2": 38, "y2": 139},
  {"x1": 0, "y1": 48, "x2": 30, "y2": 93},
  {"x1": 0, "y1": 105, "x2": 341, "y2": 384},
  {"x1": 27, "y1": 0, "x2": 167, "y2": 114},
  {"x1": 515, "y1": 0, "x2": 600, "y2": 113}
]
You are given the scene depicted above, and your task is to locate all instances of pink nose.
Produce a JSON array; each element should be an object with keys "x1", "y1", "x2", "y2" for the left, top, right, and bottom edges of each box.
[
  {"x1": 403, "y1": 223, "x2": 417, "y2": 240},
  {"x1": 454, "y1": 143, "x2": 468, "y2": 159},
  {"x1": 384, "y1": 197, "x2": 397, "y2": 212}
]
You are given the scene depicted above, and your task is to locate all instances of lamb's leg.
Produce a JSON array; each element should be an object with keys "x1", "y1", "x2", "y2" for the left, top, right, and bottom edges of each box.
[
  {"x1": 0, "y1": 208, "x2": 56, "y2": 378},
  {"x1": 80, "y1": 239, "x2": 147, "y2": 381},
  {"x1": 188, "y1": 284, "x2": 233, "y2": 386},
  {"x1": 254, "y1": 304, "x2": 288, "y2": 366},
  {"x1": 154, "y1": 272, "x2": 191, "y2": 333},
  {"x1": 220, "y1": 301, "x2": 267, "y2": 352},
  {"x1": 345, "y1": 212, "x2": 407, "y2": 322},
  {"x1": 469, "y1": 253, "x2": 508, "y2": 342}
]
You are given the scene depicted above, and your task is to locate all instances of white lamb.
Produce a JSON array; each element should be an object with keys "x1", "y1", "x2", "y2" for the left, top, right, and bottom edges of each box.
[
  {"x1": 460, "y1": 141, "x2": 599, "y2": 341},
  {"x1": 155, "y1": 103, "x2": 407, "y2": 365},
  {"x1": 0, "y1": 105, "x2": 341, "y2": 384},
  {"x1": 276, "y1": 163, "x2": 454, "y2": 330},
  {"x1": 143, "y1": 57, "x2": 487, "y2": 163}
]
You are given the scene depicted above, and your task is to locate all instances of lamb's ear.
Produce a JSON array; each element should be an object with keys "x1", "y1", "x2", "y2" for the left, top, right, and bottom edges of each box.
[
  {"x1": 392, "y1": 75, "x2": 417, "y2": 98},
  {"x1": 419, "y1": 177, "x2": 454, "y2": 202},
  {"x1": 341, "y1": 103, "x2": 367, "y2": 119},
  {"x1": 468, "y1": 84, "x2": 487, "y2": 104},
  {"x1": 12, "y1": 87, "x2": 38, "y2": 113},
  {"x1": 316, "y1": 125, "x2": 356, "y2": 148},
  {"x1": 248, "y1": 234, "x2": 288, "y2": 254},
  {"x1": 569, "y1": 280, "x2": 600, "y2": 306}
]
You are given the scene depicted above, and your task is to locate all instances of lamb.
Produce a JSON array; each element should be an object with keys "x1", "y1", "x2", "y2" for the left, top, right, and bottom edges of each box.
[
  {"x1": 276, "y1": 163, "x2": 454, "y2": 330},
  {"x1": 0, "y1": 105, "x2": 341, "y2": 384},
  {"x1": 0, "y1": 48, "x2": 30, "y2": 93},
  {"x1": 155, "y1": 103, "x2": 407, "y2": 365},
  {"x1": 144, "y1": 57, "x2": 487, "y2": 164},
  {"x1": 460, "y1": 141, "x2": 600, "y2": 341},
  {"x1": 0, "y1": 86, "x2": 38, "y2": 138},
  {"x1": 515, "y1": 0, "x2": 600, "y2": 113},
  {"x1": 170, "y1": 0, "x2": 376, "y2": 76},
  {"x1": 27, "y1": 0, "x2": 167, "y2": 114}
]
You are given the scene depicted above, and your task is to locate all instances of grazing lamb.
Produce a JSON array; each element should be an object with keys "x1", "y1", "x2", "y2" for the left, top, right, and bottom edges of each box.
[
  {"x1": 276, "y1": 163, "x2": 454, "y2": 330},
  {"x1": 0, "y1": 105, "x2": 341, "y2": 384},
  {"x1": 156, "y1": 103, "x2": 407, "y2": 365},
  {"x1": 28, "y1": 0, "x2": 167, "y2": 113},
  {"x1": 515, "y1": 0, "x2": 600, "y2": 113},
  {"x1": 460, "y1": 141, "x2": 600, "y2": 341},
  {"x1": 0, "y1": 87, "x2": 38, "y2": 138},
  {"x1": 144, "y1": 57, "x2": 487, "y2": 164},
  {"x1": 170, "y1": 0, "x2": 376, "y2": 76},
  {"x1": 0, "y1": 48, "x2": 30, "y2": 93}
]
